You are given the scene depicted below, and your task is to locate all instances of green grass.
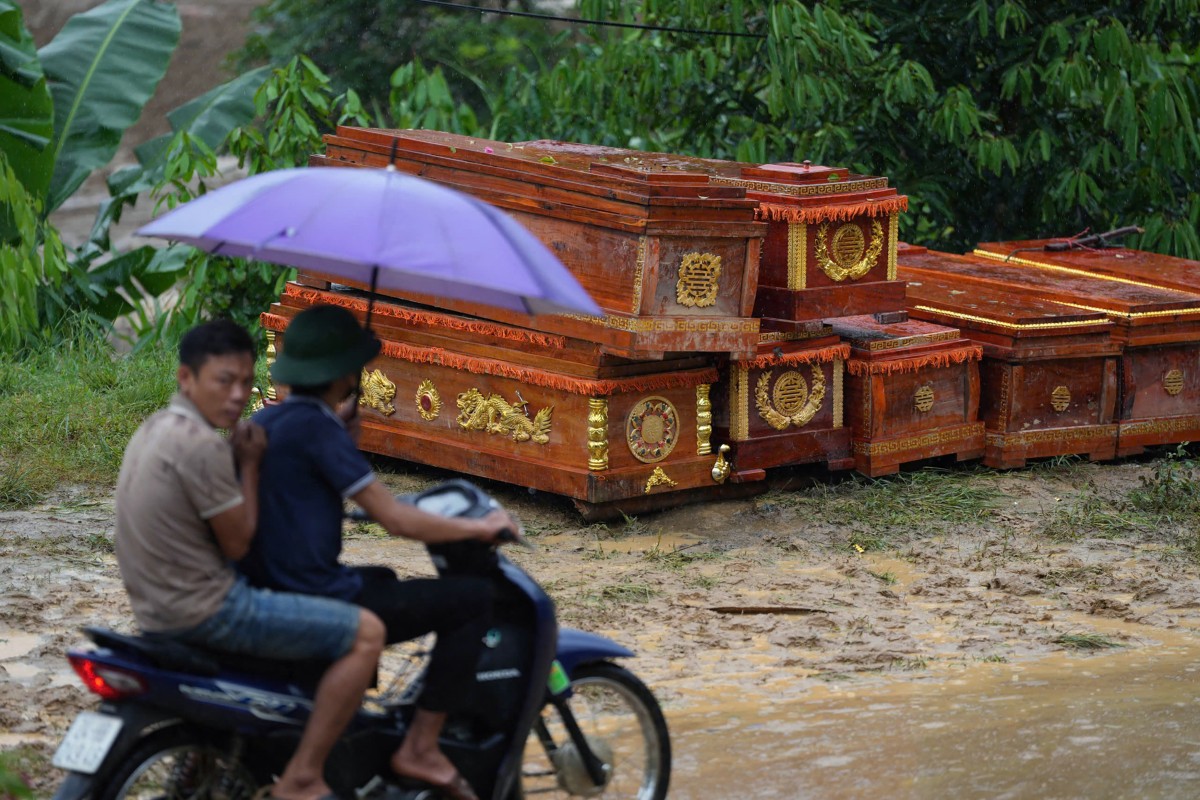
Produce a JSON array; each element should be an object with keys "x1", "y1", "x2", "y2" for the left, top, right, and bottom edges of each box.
[
  {"x1": 1054, "y1": 632, "x2": 1124, "y2": 651},
  {"x1": 0, "y1": 329, "x2": 178, "y2": 509},
  {"x1": 759, "y1": 467, "x2": 1000, "y2": 550}
]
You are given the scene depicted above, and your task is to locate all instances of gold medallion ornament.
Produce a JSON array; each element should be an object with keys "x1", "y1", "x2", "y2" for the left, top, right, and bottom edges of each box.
[
  {"x1": 914, "y1": 385, "x2": 935, "y2": 413},
  {"x1": 815, "y1": 218, "x2": 884, "y2": 282},
  {"x1": 1164, "y1": 369, "x2": 1184, "y2": 396},
  {"x1": 755, "y1": 367, "x2": 826, "y2": 430},
  {"x1": 415, "y1": 380, "x2": 442, "y2": 421},
  {"x1": 1050, "y1": 385, "x2": 1071, "y2": 413},
  {"x1": 587, "y1": 398, "x2": 609, "y2": 471},
  {"x1": 675, "y1": 252, "x2": 722, "y2": 307},
  {"x1": 359, "y1": 369, "x2": 397, "y2": 416},
  {"x1": 644, "y1": 467, "x2": 678, "y2": 494},
  {"x1": 456, "y1": 389, "x2": 552, "y2": 444},
  {"x1": 626, "y1": 396, "x2": 679, "y2": 463}
]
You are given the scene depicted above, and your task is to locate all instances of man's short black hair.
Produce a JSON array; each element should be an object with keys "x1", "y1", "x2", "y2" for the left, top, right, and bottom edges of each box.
[{"x1": 179, "y1": 319, "x2": 255, "y2": 372}]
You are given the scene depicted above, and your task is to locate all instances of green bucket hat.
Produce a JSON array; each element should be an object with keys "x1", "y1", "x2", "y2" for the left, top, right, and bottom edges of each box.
[{"x1": 271, "y1": 305, "x2": 382, "y2": 387}]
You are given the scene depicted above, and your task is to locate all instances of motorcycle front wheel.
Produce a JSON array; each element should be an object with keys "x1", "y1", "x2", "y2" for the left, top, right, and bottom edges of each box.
[
  {"x1": 520, "y1": 661, "x2": 670, "y2": 800},
  {"x1": 98, "y1": 726, "x2": 259, "y2": 800}
]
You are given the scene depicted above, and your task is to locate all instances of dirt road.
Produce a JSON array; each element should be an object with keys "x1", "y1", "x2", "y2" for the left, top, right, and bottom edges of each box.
[{"x1": 3, "y1": 457, "x2": 1200, "y2": 796}]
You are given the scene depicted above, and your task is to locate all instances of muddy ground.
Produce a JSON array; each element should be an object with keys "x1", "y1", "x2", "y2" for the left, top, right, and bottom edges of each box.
[{"x1": 3, "y1": 457, "x2": 1200, "y2": 796}]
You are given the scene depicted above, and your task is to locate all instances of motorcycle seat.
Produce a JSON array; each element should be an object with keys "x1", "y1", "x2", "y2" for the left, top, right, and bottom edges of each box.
[{"x1": 83, "y1": 627, "x2": 334, "y2": 687}]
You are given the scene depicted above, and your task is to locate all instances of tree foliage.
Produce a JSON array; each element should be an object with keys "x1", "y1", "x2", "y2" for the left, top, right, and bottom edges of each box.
[
  {"x1": 388, "y1": 0, "x2": 1200, "y2": 258},
  {"x1": 233, "y1": 0, "x2": 571, "y2": 124}
]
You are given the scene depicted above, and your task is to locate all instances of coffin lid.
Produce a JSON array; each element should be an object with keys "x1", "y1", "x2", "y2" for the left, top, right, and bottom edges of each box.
[{"x1": 974, "y1": 240, "x2": 1200, "y2": 297}]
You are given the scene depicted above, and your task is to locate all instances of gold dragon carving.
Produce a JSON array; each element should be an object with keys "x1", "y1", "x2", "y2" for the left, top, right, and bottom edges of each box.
[
  {"x1": 814, "y1": 218, "x2": 884, "y2": 282},
  {"x1": 755, "y1": 366, "x2": 826, "y2": 430},
  {"x1": 359, "y1": 369, "x2": 397, "y2": 416},
  {"x1": 456, "y1": 388, "x2": 553, "y2": 444}
]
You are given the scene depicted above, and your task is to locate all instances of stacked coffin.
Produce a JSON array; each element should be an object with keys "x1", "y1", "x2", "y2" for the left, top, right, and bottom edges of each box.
[
  {"x1": 261, "y1": 127, "x2": 994, "y2": 512},
  {"x1": 971, "y1": 241, "x2": 1200, "y2": 455},
  {"x1": 899, "y1": 242, "x2": 1200, "y2": 464}
]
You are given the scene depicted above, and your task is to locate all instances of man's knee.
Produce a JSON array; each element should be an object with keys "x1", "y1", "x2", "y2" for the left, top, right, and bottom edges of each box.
[{"x1": 355, "y1": 608, "x2": 385, "y2": 654}]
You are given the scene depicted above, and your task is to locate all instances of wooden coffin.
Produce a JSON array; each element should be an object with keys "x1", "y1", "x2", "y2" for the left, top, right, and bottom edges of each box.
[
  {"x1": 898, "y1": 245, "x2": 1121, "y2": 468},
  {"x1": 314, "y1": 127, "x2": 767, "y2": 360},
  {"x1": 974, "y1": 239, "x2": 1200, "y2": 296},
  {"x1": 711, "y1": 330, "x2": 854, "y2": 474},
  {"x1": 261, "y1": 284, "x2": 753, "y2": 514},
  {"x1": 827, "y1": 313, "x2": 984, "y2": 476},
  {"x1": 904, "y1": 244, "x2": 1200, "y2": 457},
  {"x1": 499, "y1": 143, "x2": 911, "y2": 321}
]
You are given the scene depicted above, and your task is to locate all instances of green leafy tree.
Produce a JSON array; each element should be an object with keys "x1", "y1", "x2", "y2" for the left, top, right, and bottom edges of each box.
[
  {"x1": 484, "y1": 0, "x2": 1199, "y2": 257},
  {"x1": 233, "y1": 0, "x2": 571, "y2": 124}
]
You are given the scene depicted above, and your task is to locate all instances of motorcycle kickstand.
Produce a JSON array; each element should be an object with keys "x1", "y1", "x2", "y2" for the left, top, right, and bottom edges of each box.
[{"x1": 546, "y1": 696, "x2": 608, "y2": 788}]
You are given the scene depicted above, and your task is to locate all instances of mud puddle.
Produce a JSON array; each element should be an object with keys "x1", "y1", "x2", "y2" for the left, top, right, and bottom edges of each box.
[{"x1": 666, "y1": 630, "x2": 1200, "y2": 799}]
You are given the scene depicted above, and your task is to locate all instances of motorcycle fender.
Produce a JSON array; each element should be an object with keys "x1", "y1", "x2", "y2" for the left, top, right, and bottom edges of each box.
[
  {"x1": 51, "y1": 704, "x2": 185, "y2": 800},
  {"x1": 555, "y1": 627, "x2": 634, "y2": 675}
]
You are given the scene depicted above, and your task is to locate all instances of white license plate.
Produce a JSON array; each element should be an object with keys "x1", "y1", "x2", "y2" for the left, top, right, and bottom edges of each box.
[{"x1": 52, "y1": 711, "x2": 123, "y2": 774}]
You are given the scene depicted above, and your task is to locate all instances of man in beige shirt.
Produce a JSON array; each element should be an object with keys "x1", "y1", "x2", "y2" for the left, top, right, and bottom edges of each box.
[{"x1": 114, "y1": 319, "x2": 384, "y2": 800}]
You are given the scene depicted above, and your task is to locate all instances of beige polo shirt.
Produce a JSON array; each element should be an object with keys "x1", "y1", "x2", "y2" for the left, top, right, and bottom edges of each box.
[{"x1": 114, "y1": 394, "x2": 242, "y2": 632}]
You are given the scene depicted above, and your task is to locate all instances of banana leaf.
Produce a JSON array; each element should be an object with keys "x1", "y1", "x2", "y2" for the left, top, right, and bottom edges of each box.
[
  {"x1": 39, "y1": 0, "x2": 180, "y2": 214},
  {"x1": 134, "y1": 65, "x2": 269, "y2": 168},
  {"x1": 0, "y1": 0, "x2": 54, "y2": 238}
]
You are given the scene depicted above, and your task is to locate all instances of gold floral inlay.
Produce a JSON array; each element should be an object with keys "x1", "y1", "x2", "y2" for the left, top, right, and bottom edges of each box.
[
  {"x1": 415, "y1": 379, "x2": 442, "y2": 421},
  {"x1": 815, "y1": 218, "x2": 883, "y2": 282},
  {"x1": 696, "y1": 384, "x2": 713, "y2": 455},
  {"x1": 1050, "y1": 385, "x2": 1071, "y2": 413},
  {"x1": 265, "y1": 330, "x2": 278, "y2": 401},
  {"x1": 360, "y1": 368, "x2": 397, "y2": 416},
  {"x1": 587, "y1": 398, "x2": 609, "y2": 470},
  {"x1": 457, "y1": 388, "x2": 552, "y2": 444},
  {"x1": 644, "y1": 466, "x2": 678, "y2": 493},
  {"x1": 914, "y1": 385, "x2": 935, "y2": 412},
  {"x1": 1163, "y1": 369, "x2": 1184, "y2": 396},
  {"x1": 676, "y1": 252, "x2": 722, "y2": 307},
  {"x1": 755, "y1": 366, "x2": 826, "y2": 430},
  {"x1": 787, "y1": 223, "x2": 807, "y2": 290}
]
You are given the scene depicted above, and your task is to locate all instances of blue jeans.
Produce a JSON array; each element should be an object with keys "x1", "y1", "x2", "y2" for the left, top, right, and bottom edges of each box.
[{"x1": 167, "y1": 575, "x2": 360, "y2": 661}]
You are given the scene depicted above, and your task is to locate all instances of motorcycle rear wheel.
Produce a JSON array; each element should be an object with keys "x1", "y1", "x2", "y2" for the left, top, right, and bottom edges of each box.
[
  {"x1": 520, "y1": 661, "x2": 670, "y2": 800},
  {"x1": 98, "y1": 726, "x2": 259, "y2": 800}
]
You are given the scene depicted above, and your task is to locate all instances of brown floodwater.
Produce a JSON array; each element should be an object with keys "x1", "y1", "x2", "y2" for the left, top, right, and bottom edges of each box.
[{"x1": 663, "y1": 631, "x2": 1200, "y2": 799}]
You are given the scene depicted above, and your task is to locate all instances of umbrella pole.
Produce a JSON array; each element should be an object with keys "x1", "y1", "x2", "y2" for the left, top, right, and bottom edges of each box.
[{"x1": 349, "y1": 266, "x2": 380, "y2": 424}]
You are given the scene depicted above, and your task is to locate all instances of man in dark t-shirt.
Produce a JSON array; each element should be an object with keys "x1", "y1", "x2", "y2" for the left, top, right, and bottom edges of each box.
[{"x1": 242, "y1": 305, "x2": 516, "y2": 800}]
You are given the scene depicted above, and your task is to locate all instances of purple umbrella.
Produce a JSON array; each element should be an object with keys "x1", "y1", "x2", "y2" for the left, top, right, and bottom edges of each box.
[{"x1": 137, "y1": 165, "x2": 602, "y2": 318}]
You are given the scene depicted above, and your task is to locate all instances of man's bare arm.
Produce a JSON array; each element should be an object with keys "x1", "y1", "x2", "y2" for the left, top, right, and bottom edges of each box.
[
  {"x1": 210, "y1": 421, "x2": 266, "y2": 560},
  {"x1": 352, "y1": 480, "x2": 517, "y2": 544}
]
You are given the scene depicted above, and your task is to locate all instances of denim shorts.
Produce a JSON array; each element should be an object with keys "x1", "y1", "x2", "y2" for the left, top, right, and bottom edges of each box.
[{"x1": 168, "y1": 575, "x2": 360, "y2": 661}]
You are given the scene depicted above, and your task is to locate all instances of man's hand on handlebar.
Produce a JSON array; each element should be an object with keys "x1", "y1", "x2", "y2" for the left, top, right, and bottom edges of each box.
[{"x1": 476, "y1": 509, "x2": 525, "y2": 547}]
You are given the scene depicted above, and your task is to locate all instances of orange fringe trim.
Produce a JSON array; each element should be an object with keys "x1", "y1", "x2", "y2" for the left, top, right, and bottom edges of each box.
[
  {"x1": 282, "y1": 285, "x2": 567, "y2": 349},
  {"x1": 263, "y1": 311, "x2": 718, "y2": 394},
  {"x1": 378, "y1": 341, "x2": 719, "y2": 396},
  {"x1": 744, "y1": 342, "x2": 850, "y2": 370},
  {"x1": 846, "y1": 345, "x2": 983, "y2": 376},
  {"x1": 756, "y1": 195, "x2": 909, "y2": 225}
]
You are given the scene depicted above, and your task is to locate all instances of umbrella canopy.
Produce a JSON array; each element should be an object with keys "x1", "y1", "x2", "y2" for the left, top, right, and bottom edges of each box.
[{"x1": 137, "y1": 166, "x2": 602, "y2": 317}]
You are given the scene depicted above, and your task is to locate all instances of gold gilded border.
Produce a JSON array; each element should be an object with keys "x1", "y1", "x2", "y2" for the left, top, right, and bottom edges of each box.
[
  {"x1": 972, "y1": 248, "x2": 1168, "y2": 291},
  {"x1": 887, "y1": 213, "x2": 898, "y2": 281},
  {"x1": 787, "y1": 223, "x2": 807, "y2": 290},
  {"x1": 630, "y1": 236, "x2": 648, "y2": 314},
  {"x1": 264, "y1": 329, "x2": 278, "y2": 401},
  {"x1": 713, "y1": 176, "x2": 889, "y2": 196},
  {"x1": 1120, "y1": 414, "x2": 1200, "y2": 436},
  {"x1": 1048, "y1": 300, "x2": 1200, "y2": 320},
  {"x1": 910, "y1": 305, "x2": 1108, "y2": 331},
  {"x1": 696, "y1": 384, "x2": 713, "y2": 455},
  {"x1": 833, "y1": 359, "x2": 844, "y2": 429},
  {"x1": 730, "y1": 365, "x2": 750, "y2": 440},
  {"x1": 562, "y1": 313, "x2": 759, "y2": 333},
  {"x1": 859, "y1": 331, "x2": 961, "y2": 351},
  {"x1": 853, "y1": 423, "x2": 984, "y2": 456},
  {"x1": 985, "y1": 425, "x2": 1118, "y2": 447}
]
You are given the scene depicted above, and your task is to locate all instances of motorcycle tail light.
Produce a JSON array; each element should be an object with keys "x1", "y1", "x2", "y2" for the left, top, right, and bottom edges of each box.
[{"x1": 68, "y1": 654, "x2": 147, "y2": 700}]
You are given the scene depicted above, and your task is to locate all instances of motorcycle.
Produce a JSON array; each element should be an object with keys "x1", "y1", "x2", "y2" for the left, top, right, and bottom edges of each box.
[{"x1": 50, "y1": 479, "x2": 671, "y2": 800}]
